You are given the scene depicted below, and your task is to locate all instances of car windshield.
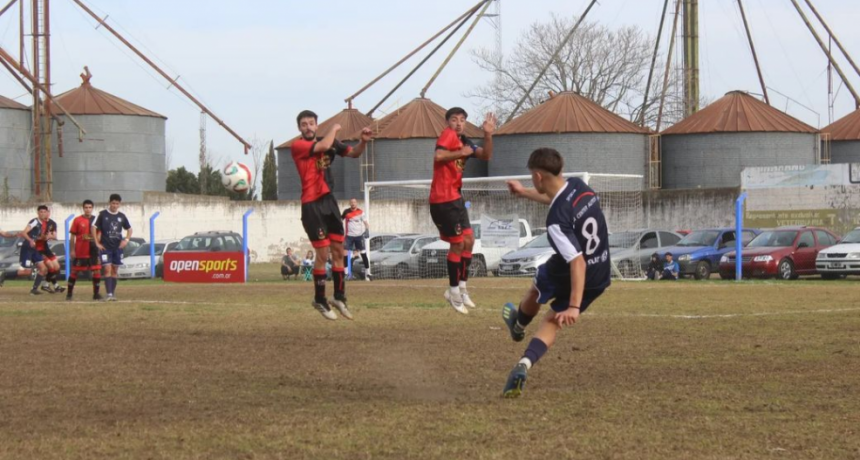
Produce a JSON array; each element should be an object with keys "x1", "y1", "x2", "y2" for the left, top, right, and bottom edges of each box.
[
  {"x1": 677, "y1": 230, "x2": 720, "y2": 247},
  {"x1": 522, "y1": 234, "x2": 551, "y2": 249},
  {"x1": 748, "y1": 231, "x2": 797, "y2": 248},
  {"x1": 609, "y1": 232, "x2": 639, "y2": 249},
  {"x1": 0, "y1": 235, "x2": 17, "y2": 249},
  {"x1": 839, "y1": 229, "x2": 860, "y2": 244},
  {"x1": 380, "y1": 238, "x2": 414, "y2": 253},
  {"x1": 131, "y1": 244, "x2": 165, "y2": 257}
]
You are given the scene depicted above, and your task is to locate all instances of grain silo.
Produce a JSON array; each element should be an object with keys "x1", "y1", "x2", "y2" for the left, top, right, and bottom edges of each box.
[
  {"x1": 822, "y1": 109, "x2": 860, "y2": 164},
  {"x1": 489, "y1": 92, "x2": 651, "y2": 181},
  {"x1": 276, "y1": 108, "x2": 373, "y2": 200},
  {"x1": 660, "y1": 91, "x2": 819, "y2": 189},
  {"x1": 366, "y1": 98, "x2": 485, "y2": 183},
  {"x1": 0, "y1": 95, "x2": 32, "y2": 201},
  {"x1": 50, "y1": 70, "x2": 167, "y2": 203}
]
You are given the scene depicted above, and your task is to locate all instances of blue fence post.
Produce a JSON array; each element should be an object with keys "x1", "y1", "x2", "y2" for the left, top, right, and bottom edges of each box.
[
  {"x1": 149, "y1": 212, "x2": 160, "y2": 279},
  {"x1": 243, "y1": 209, "x2": 254, "y2": 283},
  {"x1": 64, "y1": 214, "x2": 75, "y2": 281},
  {"x1": 735, "y1": 192, "x2": 748, "y2": 281}
]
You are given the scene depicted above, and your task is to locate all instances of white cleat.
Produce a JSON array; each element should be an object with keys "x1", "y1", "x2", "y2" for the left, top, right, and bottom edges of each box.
[
  {"x1": 443, "y1": 289, "x2": 469, "y2": 315},
  {"x1": 461, "y1": 289, "x2": 476, "y2": 308},
  {"x1": 330, "y1": 298, "x2": 354, "y2": 320},
  {"x1": 312, "y1": 299, "x2": 338, "y2": 321}
]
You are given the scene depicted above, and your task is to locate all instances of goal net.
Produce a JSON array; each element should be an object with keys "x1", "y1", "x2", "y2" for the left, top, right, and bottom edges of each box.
[{"x1": 363, "y1": 173, "x2": 645, "y2": 280}]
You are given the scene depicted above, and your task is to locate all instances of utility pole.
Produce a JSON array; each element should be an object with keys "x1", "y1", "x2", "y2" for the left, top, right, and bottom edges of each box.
[
  {"x1": 199, "y1": 111, "x2": 207, "y2": 194},
  {"x1": 683, "y1": 0, "x2": 699, "y2": 117}
]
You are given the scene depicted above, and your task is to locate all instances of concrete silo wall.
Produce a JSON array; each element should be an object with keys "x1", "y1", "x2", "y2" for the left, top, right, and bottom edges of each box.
[
  {"x1": 830, "y1": 141, "x2": 860, "y2": 164},
  {"x1": 51, "y1": 114, "x2": 166, "y2": 203},
  {"x1": 0, "y1": 108, "x2": 32, "y2": 201},
  {"x1": 489, "y1": 133, "x2": 649, "y2": 179},
  {"x1": 662, "y1": 132, "x2": 818, "y2": 190},
  {"x1": 368, "y1": 138, "x2": 488, "y2": 183},
  {"x1": 277, "y1": 146, "x2": 366, "y2": 201},
  {"x1": 277, "y1": 148, "x2": 301, "y2": 200}
]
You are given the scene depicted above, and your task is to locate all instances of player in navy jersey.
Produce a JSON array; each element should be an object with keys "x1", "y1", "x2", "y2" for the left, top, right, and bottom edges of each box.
[
  {"x1": 91, "y1": 194, "x2": 132, "y2": 302},
  {"x1": 500, "y1": 148, "x2": 611, "y2": 398},
  {"x1": 291, "y1": 109, "x2": 372, "y2": 320},
  {"x1": 430, "y1": 107, "x2": 496, "y2": 314}
]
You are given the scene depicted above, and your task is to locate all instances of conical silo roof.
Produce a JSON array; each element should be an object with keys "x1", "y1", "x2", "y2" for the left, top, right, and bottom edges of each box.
[
  {"x1": 277, "y1": 108, "x2": 374, "y2": 149},
  {"x1": 822, "y1": 108, "x2": 860, "y2": 141},
  {"x1": 496, "y1": 91, "x2": 650, "y2": 135},
  {"x1": 662, "y1": 91, "x2": 816, "y2": 135},
  {"x1": 52, "y1": 68, "x2": 165, "y2": 119},
  {"x1": 0, "y1": 95, "x2": 28, "y2": 111},
  {"x1": 371, "y1": 98, "x2": 484, "y2": 139}
]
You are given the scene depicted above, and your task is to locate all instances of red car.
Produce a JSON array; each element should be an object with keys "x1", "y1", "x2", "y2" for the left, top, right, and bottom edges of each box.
[{"x1": 719, "y1": 226, "x2": 840, "y2": 280}]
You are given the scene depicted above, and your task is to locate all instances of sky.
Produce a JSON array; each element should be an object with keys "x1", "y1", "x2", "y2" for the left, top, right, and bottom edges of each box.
[{"x1": 1, "y1": 0, "x2": 859, "y2": 181}]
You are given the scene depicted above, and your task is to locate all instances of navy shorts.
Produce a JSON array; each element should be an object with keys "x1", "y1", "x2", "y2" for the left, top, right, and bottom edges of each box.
[
  {"x1": 20, "y1": 245, "x2": 43, "y2": 266},
  {"x1": 533, "y1": 263, "x2": 606, "y2": 313},
  {"x1": 100, "y1": 249, "x2": 124, "y2": 266},
  {"x1": 345, "y1": 235, "x2": 365, "y2": 251}
]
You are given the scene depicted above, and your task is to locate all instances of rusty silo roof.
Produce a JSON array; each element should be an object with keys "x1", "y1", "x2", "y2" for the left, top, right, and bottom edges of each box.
[
  {"x1": 496, "y1": 91, "x2": 650, "y2": 135},
  {"x1": 52, "y1": 68, "x2": 166, "y2": 119},
  {"x1": 371, "y1": 98, "x2": 484, "y2": 140},
  {"x1": 662, "y1": 91, "x2": 817, "y2": 135},
  {"x1": 277, "y1": 108, "x2": 374, "y2": 149},
  {"x1": 822, "y1": 109, "x2": 860, "y2": 141},
  {"x1": 0, "y1": 95, "x2": 28, "y2": 111}
]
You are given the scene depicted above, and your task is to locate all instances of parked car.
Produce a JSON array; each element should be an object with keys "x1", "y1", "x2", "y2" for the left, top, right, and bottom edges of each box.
[
  {"x1": 816, "y1": 227, "x2": 860, "y2": 278},
  {"x1": 369, "y1": 233, "x2": 409, "y2": 252},
  {"x1": 420, "y1": 219, "x2": 535, "y2": 278},
  {"x1": 498, "y1": 233, "x2": 553, "y2": 277},
  {"x1": 0, "y1": 237, "x2": 25, "y2": 279},
  {"x1": 609, "y1": 229, "x2": 684, "y2": 277},
  {"x1": 658, "y1": 228, "x2": 761, "y2": 280},
  {"x1": 720, "y1": 227, "x2": 840, "y2": 280},
  {"x1": 369, "y1": 234, "x2": 439, "y2": 279},
  {"x1": 173, "y1": 231, "x2": 244, "y2": 252},
  {"x1": 118, "y1": 239, "x2": 180, "y2": 279}
]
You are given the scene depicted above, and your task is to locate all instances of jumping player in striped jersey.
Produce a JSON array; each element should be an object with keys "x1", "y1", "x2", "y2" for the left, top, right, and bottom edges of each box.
[
  {"x1": 501, "y1": 148, "x2": 611, "y2": 398},
  {"x1": 430, "y1": 108, "x2": 496, "y2": 314},
  {"x1": 291, "y1": 110, "x2": 372, "y2": 320}
]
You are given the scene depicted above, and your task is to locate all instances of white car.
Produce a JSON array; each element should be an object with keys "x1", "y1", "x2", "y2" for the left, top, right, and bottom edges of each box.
[
  {"x1": 419, "y1": 219, "x2": 534, "y2": 278},
  {"x1": 118, "y1": 239, "x2": 180, "y2": 279},
  {"x1": 815, "y1": 227, "x2": 860, "y2": 278}
]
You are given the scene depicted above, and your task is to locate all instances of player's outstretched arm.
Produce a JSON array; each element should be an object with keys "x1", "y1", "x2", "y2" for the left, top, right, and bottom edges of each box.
[
  {"x1": 507, "y1": 180, "x2": 552, "y2": 205},
  {"x1": 312, "y1": 124, "x2": 342, "y2": 153},
  {"x1": 474, "y1": 113, "x2": 496, "y2": 161},
  {"x1": 345, "y1": 128, "x2": 373, "y2": 158},
  {"x1": 556, "y1": 256, "x2": 586, "y2": 327}
]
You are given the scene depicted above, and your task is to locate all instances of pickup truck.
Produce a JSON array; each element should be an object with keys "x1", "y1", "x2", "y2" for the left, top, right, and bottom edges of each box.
[{"x1": 418, "y1": 219, "x2": 534, "y2": 278}]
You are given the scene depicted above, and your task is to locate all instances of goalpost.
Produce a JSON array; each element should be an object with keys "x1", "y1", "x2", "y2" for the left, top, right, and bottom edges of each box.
[{"x1": 363, "y1": 173, "x2": 646, "y2": 280}]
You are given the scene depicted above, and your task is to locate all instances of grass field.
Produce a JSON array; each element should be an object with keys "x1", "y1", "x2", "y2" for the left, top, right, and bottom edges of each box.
[{"x1": 2, "y1": 264, "x2": 860, "y2": 459}]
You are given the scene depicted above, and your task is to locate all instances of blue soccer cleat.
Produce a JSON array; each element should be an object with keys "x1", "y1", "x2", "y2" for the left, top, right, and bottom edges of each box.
[
  {"x1": 502, "y1": 363, "x2": 528, "y2": 398},
  {"x1": 502, "y1": 302, "x2": 525, "y2": 342}
]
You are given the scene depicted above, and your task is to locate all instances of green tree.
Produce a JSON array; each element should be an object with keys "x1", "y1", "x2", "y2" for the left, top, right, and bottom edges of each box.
[
  {"x1": 199, "y1": 164, "x2": 254, "y2": 201},
  {"x1": 166, "y1": 167, "x2": 199, "y2": 194},
  {"x1": 262, "y1": 141, "x2": 278, "y2": 200}
]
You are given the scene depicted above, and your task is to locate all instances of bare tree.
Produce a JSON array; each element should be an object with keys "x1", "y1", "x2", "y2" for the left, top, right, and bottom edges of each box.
[{"x1": 467, "y1": 14, "x2": 685, "y2": 129}]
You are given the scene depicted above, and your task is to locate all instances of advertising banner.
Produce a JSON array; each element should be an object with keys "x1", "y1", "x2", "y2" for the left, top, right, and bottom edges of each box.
[
  {"x1": 163, "y1": 252, "x2": 245, "y2": 283},
  {"x1": 480, "y1": 214, "x2": 520, "y2": 249}
]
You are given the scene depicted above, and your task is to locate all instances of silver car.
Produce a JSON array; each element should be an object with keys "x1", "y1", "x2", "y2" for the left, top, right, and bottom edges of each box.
[
  {"x1": 610, "y1": 230, "x2": 684, "y2": 277},
  {"x1": 498, "y1": 234, "x2": 553, "y2": 277},
  {"x1": 369, "y1": 235, "x2": 439, "y2": 279},
  {"x1": 118, "y1": 239, "x2": 180, "y2": 279}
]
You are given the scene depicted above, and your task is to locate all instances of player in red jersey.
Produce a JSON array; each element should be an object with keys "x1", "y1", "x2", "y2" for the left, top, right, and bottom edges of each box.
[
  {"x1": 291, "y1": 109, "x2": 372, "y2": 320},
  {"x1": 66, "y1": 200, "x2": 103, "y2": 301},
  {"x1": 430, "y1": 107, "x2": 496, "y2": 314}
]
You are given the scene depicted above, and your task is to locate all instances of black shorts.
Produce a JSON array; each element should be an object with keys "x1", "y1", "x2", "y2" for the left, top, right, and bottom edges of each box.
[
  {"x1": 534, "y1": 264, "x2": 608, "y2": 313},
  {"x1": 430, "y1": 198, "x2": 472, "y2": 243},
  {"x1": 301, "y1": 194, "x2": 345, "y2": 248},
  {"x1": 38, "y1": 245, "x2": 57, "y2": 261},
  {"x1": 73, "y1": 256, "x2": 102, "y2": 272}
]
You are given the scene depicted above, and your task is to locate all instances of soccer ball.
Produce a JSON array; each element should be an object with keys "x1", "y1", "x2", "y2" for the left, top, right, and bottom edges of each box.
[{"x1": 222, "y1": 161, "x2": 252, "y2": 192}]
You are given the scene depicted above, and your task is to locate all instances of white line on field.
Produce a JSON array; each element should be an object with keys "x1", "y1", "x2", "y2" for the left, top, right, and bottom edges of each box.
[{"x1": 0, "y1": 300, "x2": 859, "y2": 319}]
